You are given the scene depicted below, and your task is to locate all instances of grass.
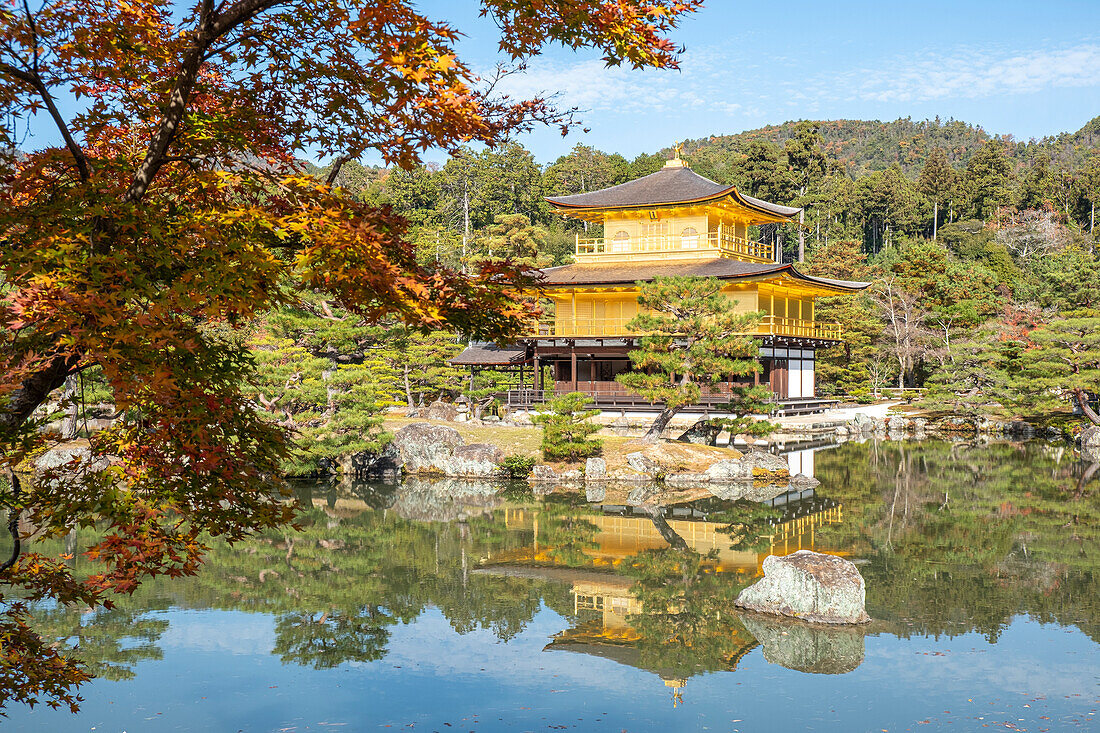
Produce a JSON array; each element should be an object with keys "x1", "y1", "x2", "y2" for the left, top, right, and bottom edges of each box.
[{"x1": 382, "y1": 414, "x2": 743, "y2": 473}]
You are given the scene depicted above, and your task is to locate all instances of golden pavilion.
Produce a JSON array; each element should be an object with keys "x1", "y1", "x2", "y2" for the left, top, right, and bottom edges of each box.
[{"x1": 453, "y1": 150, "x2": 869, "y2": 408}]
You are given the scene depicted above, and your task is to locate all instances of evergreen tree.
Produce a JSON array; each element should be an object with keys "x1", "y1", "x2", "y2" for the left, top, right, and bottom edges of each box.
[
  {"x1": 784, "y1": 121, "x2": 827, "y2": 261},
  {"x1": 472, "y1": 213, "x2": 552, "y2": 269},
  {"x1": 616, "y1": 277, "x2": 765, "y2": 443},
  {"x1": 1016, "y1": 153, "x2": 1056, "y2": 211},
  {"x1": 533, "y1": 392, "x2": 603, "y2": 461},
  {"x1": 917, "y1": 147, "x2": 957, "y2": 241},
  {"x1": 1015, "y1": 317, "x2": 1100, "y2": 425},
  {"x1": 924, "y1": 327, "x2": 1020, "y2": 417},
  {"x1": 962, "y1": 140, "x2": 1016, "y2": 220}
]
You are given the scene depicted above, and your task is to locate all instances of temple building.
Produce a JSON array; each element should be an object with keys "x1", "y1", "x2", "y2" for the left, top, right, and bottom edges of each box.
[{"x1": 452, "y1": 150, "x2": 869, "y2": 409}]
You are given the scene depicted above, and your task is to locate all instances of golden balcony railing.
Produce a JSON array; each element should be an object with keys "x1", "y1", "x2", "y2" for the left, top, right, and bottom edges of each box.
[
  {"x1": 534, "y1": 314, "x2": 842, "y2": 340},
  {"x1": 574, "y1": 227, "x2": 773, "y2": 263}
]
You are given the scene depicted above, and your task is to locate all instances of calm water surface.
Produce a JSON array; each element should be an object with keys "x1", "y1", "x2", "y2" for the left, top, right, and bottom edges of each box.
[{"x1": 8, "y1": 440, "x2": 1100, "y2": 732}]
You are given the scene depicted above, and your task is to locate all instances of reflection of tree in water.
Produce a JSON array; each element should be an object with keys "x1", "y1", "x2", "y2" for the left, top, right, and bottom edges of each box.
[
  {"x1": 815, "y1": 440, "x2": 1100, "y2": 642},
  {"x1": 540, "y1": 494, "x2": 601, "y2": 567},
  {"x1": 622, "y1": 546, "x2": 757, "y2": 681},
  {"x1": 31, "y1": 605, "x2": 168, "y2": 681},
  {"x1": 273, "y1": 608, "x2": 393, "y2": 668}
]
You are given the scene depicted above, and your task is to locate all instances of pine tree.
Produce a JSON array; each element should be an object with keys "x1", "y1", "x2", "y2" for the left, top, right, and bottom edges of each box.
[
  {"x1": 616, "y1": 276, "x2": 765, "y2": 443},
  {"x1": 533, "y1": 392, "x2": 603, "y2": 461},
  {"x1": 962, "y1": 141, "x2": 1016, "y2": 220},
  {"x1": 1014, "y1": 317, "x2": 1100, "y2": 425},
  {"x1": 784, "y1": 121, "x2": 827, "y2": 261},
  {"x1": 917, "y1": 147, "x2": 957, "y2": 241}
]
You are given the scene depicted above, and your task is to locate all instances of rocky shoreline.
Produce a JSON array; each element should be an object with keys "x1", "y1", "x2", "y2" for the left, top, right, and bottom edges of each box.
[{"x1": 348, "y1": 421, "x2": 816, "y2": 489}]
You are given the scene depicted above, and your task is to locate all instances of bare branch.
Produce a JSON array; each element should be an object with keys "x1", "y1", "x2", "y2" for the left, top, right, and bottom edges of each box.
[
  {"x1": 0, "y1": 61, "x2": 91, "y2": 181},
  {"x1": 1, "y1": 472, "x2": 23, "y2": 575}
]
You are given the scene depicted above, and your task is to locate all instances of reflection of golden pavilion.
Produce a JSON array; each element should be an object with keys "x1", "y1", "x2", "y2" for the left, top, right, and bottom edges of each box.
[
  {"x1": 492, "y1": 501, "x2": 843, "y2": 571},
  {"x1": 475, "y1": 497, "x2": 845, "y2": 698}
]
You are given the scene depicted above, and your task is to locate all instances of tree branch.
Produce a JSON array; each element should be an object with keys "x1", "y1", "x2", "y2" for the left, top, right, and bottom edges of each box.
[
  {"x1": 124, "y1": 0, "x2": 283, "y2": 204},
  {"x1": 1, "y1": 472, "x2": 23, "y2": 575},
  {"x1": 0, "y1": 61, "x2": 91, "y2": 181}
]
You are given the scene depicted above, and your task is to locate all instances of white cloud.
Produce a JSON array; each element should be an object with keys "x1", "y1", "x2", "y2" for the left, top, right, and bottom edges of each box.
[
  {"x1": 848, "y1": 42, "x2": 1100, "y2": 102},
  {"x1": 485, "y1": 40, "x2": 1100, "y2": 122}
]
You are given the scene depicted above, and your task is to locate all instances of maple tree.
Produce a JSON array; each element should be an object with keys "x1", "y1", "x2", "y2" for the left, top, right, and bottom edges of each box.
[{"x1": 0, "y1": 0, "x2": 701, "y2": 712}]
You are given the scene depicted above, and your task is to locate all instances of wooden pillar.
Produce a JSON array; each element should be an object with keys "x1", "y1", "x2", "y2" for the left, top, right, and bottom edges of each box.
[
  {"x1": 532, "y1": 345, "x2": 540, "y2": 394},
  {"x1": 570, "y1": 342, "x2": 578, "y2": 393}
]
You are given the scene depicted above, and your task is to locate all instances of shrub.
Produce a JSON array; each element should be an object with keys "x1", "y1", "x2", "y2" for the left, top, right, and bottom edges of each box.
[
  {"x1": 500, "y1": 454, "x2": 536, "y2": 479},
  {"x1": 533, "y1": 392, "x2": 603, "y2": 461}
]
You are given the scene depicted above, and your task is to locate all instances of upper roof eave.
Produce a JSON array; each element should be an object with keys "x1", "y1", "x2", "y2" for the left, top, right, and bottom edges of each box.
[{"x1": 543, "y1": 164, "x2": 800, "y2": 220}]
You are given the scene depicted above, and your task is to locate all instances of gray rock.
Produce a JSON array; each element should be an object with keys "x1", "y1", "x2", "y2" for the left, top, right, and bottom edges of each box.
[
  {"x1": 625, "y1": 452, "x2": 660, "y2": 477},
  {"x1": 1080, "y1": 426, "x2": 1100, "y2": 448},
  {"x1": 609, "y1": 416, "x2": 633, "y2": 436},
  {"x1": 664, "y1": 472, "x2": 709, "y2": 489},
  {"x1": 426, "y1": 400, "x2": 459, "y2": 422},
  {"x1": 585, "y1": 457, "x2": 607, "y2": 481},
  {"x1": 33, "y1": 444, "x2": 108, "y2": 488},
  {"x1": 885, "y1": 415, "x2": 910, "y2": 432},
  {"x1": 444, "y1": 443, "x2": 504, "y2": 478},
  {"x1": 789, "y1": 473, "x2": 820, "y2": 489},
  {"x1": 343, "y1": 445, "x2": 401, "y2": 480},
  {"x1": 735, "y1": 550, "x2": 871, "y2": 624},
  {"x1": 703, "y1": 458, "x2": 746, "y2": 482},
  {"x1": 390, "y1": 422, "x2": 462, "y2": 474},
  {"x1": 741, "y1": 450, "x2": 790, "y2": 477},
  {"x1": 851, "y1": 413, "x2": 875, "y2": 434},
  {"x1": 705, "y1": 452, "x2": 789, "y2": 482},
  {"x1": 677, "y1": 419, "x2": 722, "y2": 446},
  {"x1": 585, "y1": 484, "x2": 606, "y2": 503},
  {"x1": 34, "y1": 444, "x2": 91, "y2": 473},
  {"x1": 741, "y1": 615, "x2": 866, "y2": 674},
  {"x1": 529, "y1": 464, "x2": 557, "y2": 482}
]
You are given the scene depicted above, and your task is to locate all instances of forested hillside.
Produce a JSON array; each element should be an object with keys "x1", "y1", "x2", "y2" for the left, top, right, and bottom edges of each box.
[
  {"x1": 259, "y1": 115, "x2": 1100, "y2": 473},
  {"x1": 680, "y1": 115, "x2": 1100, "y2": 177}
]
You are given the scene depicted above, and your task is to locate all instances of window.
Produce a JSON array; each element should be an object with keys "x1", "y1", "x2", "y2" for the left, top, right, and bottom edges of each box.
[
  {"x1": 681, "y1": 226, "x2": 699, "y2": 249},
  {"x1": 611, "y1": 229, "x2": 630, "y2": 253}
]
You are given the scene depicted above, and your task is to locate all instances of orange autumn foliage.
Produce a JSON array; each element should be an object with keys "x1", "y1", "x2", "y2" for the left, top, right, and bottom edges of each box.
[{"x1": 0, "y1": 0, "x2": 701, "y2": 712}]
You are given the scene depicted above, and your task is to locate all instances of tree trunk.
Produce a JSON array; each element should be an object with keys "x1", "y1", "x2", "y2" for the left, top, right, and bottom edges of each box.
[
  {"x1": 404, "y1": 363, "x2": 414, "y2": 409},
  {"x1": 60, "y1": 374, "x2": 80, "y2": 440},
  {"x1": 0, "y1": 353, "x2": 79, "y2": 439},
  {"x1": 1073, "y1": 387, "x2": 1100, "y2": 426},
  {"x1": 798, "y1": 186, "x2": 805, "y2": 262},
  {"x1": 644, "y1": 509, "x2": 688, "y2": 550},
  {"x1": 641, "y1": 405, "x2": 679, "y2": 444}
]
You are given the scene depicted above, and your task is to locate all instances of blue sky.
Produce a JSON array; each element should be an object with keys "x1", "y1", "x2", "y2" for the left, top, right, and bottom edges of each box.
[
  {"x1": 417, "y1": 0, "x2": 1100, "y2": 164},
  {"x1": 17, "y1": 1, "x2": 1100, "y2": 166}
]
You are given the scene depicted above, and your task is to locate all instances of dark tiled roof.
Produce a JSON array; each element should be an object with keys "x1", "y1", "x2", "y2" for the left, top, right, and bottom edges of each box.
[
  {"x1": 537, "y1": 259, "x2": 870, "y2": 291},
  {"x1": 450, "y1": 343, "x2": 528, "y2": 366},
  {"x1": 545, "y1": 165, "x2": 800, "y2": 218}
]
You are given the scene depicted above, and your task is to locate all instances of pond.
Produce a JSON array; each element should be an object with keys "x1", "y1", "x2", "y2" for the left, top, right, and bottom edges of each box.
[{"x1": 7, "y1": 440, "x2": 1100, "y2": 732}]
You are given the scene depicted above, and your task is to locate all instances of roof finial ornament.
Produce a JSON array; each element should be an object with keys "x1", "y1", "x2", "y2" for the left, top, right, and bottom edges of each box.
[{"x1": 664, "y1": 141, "x2": 686, "y2": 168}]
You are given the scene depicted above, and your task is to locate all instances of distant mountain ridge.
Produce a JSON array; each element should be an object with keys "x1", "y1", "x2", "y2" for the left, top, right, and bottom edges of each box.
[{"x1": 675, "y1": 116, "x2": 1100, "y2": 177}]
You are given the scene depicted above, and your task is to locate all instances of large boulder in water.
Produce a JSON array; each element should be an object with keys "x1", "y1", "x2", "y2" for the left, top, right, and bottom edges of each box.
[
  {"x1": 736, "y1": 550, "x2": 871, "y2": 624},
  {"x1": 741, "y1": 615, "x2": 866, "y2": 674},
  {"x1": 391, "y1": 422, "x2": 463, "y2": 474}
]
